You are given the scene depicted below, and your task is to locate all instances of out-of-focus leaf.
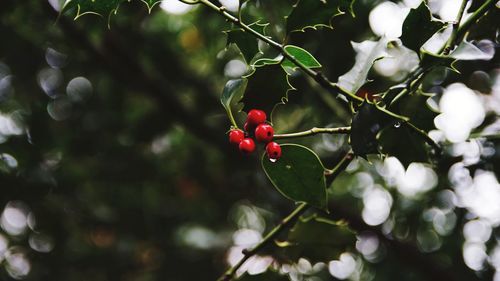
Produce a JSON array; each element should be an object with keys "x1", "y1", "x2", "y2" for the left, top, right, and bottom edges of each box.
[
  {"x1": 285, "y1": 0, "x2": 355, "y2": 33},
  {"x1": 241, "y1": 62, "x2": 294, "y2": 115},
  {"x1": 377, "y1": 125, "x2": 430, "y2": 168},
  {"x1": 338, "y1": 38, "x2": 389, "y2": 94},
  {"x1": 226, "y1": 22, "x2": 267, "y2": 64},
  {"x1": 277, "y1": 214, "x2": 356, "y2": 263},
  {"x1": 61, "y1": 0, "x2": 127, "y2": 20},
  {"x1": 262, "y1": 144, "x2": 327, "y2": 209},
  {"x1": 451, "y1": 40, "x2": 495, "y2": 61},
  {"x1": 350, "y1": 102, "x2": 396, "y2": 157},
  {"x1": 401, "y1": 2, "x2": 445, "y2": 53},
  {"x1": 282, "y1": 45, "x2": 321, "y2": 75},
  {"x1": 221, "y1": 79, "x2": 248, "y2": 126}
]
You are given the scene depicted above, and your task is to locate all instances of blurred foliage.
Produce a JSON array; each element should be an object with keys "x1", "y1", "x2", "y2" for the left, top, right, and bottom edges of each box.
[{"x1": 0, "y1": 0, "x2": 499, "y2": 281}]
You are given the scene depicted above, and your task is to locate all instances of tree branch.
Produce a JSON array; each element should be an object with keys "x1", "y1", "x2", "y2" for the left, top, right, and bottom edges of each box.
[{"x1": 217, "y1": 150, "x2": 354, "y2": 281}]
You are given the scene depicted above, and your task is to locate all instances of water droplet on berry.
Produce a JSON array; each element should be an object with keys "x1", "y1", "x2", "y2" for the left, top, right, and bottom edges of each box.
[
  {"x1": 394, "y1": 122, "x2": 401, "y2": 128},
  {"x1": 269, "y1": 158, "x2": 278, "y2": 163}
]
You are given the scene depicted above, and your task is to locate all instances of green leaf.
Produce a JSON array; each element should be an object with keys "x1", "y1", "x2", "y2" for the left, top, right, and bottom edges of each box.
[
  {"x1": 226, "y1": 22, "x2": 267, "y2": 64},
  {"x1": 253, "y1": 57, "x2": 282, "y2": 67},
  {"x1": 241, "y1": 62, "x2": 294, "y2": 115},
  {"x1": 277, "y1": 214, "x2": 356, "y2": 263},
  {"x1": 286, "y1": 0, "x2": 355, "y2": 33},
  {"x1": 397, "y1": 90, "x2": 438, "y2": 132},
  {"x1": 238, "y1": 270, "x2": 288, "y2": 281},
  {"x1": 350, "y1": 102, "x2": 396, "y2": 157},
  {"x1": 262, "y1": 144, "x2": 327, "y2": 209},
  {"x1": 61, "y1": 0, "x2": 127, "y2": 21},
  {"x1": 282, "y1": 45, "x2": 321, "y2": 75},
  {"x1": 221, "y1": 79, "x2": 248, "y2": 127},
  {"x1": 141, "y1": 0, "x2": 162, "y2": 12},
  {"x1": 451, "y1": 40, "x2": 495, "y2": 60},
  {"x1": 338, "y1": 38, "x2": 389, "y2": 94},
  {"x1": 377, "y1": 126, "x2": 430, "y2": 168},
  {"x1": 401, "y1": 2, "x2": 445, "y2": 53},
  {"x1": 420, "y1": 49, "x2": 458, "y2": 72}
]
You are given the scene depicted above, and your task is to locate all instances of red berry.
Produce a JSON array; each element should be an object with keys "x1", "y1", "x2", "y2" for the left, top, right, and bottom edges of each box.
[
  {"x1": 266, "y1": 142, "x2": 282, "y2": 161},
  {"x1": 239, "y1": 138, "x2": 256, "y2": 154},
  {"x1": 255, "y1": 123, "x2": 274, "y2": 143},
  {"x1": 229, "y1": 129, "x2": 244, "y2": 145},
  {"x1": 246, "y1": 109, "x2": 267, "y2": 127}
]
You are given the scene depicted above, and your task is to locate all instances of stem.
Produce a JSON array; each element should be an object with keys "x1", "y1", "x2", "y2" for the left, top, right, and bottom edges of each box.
[
  {"x1": 197, "y1": 0, "x2": 363, "y2": 103},
  {"x1": 404, "y1": 122, "x2": 442, "y2": 155},
  {"x1": 225, "y1": 108, "x2": 239, "y2": 129},
  {"x1": 274, "y1": 126, "x2": 351, "y2": 140},
  {"x1": 217, "y1": 202, "x2": 309, "y2": 281},
  {"x1": 388, "y1": 68, "x2": 427, "y2": 107},
  {"x1": 439, "y1": 0, "x2": 497, "y2": 54},
  {"x1": 325, "y1": 150, "x2": 355, "y2": 178},
  {"x1": 441, "y1": 0, "x2": 469, "y2": 55}
]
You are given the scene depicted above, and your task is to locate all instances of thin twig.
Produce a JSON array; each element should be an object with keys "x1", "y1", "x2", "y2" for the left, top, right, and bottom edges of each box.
[
  {"x1": 441, "y1": 0, "x2": 469, "y2": 55},
  {"x1": 274, "y1": 127, "x2": 351, "y2": 140},
  {"x1": 196, "y1": 0, "x2": 363, "y2": 103},
  {"x1": 217, "y1": 150, "x2": 354, "y2": 281},
  {"x1": 405, "y1": 122, "x2": 442, "y2": 155},
  {"x1": 217, "y1": 203, "x2": 309, "y2": 281},
  {"x1": 440, "y1": 0, "x2": 497, "y2": 54}
]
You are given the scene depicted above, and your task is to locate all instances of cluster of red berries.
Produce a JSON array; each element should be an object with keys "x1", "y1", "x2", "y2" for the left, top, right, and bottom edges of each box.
[{"x1": 228, "y1": 109, "x2": 282, "y2": 161}]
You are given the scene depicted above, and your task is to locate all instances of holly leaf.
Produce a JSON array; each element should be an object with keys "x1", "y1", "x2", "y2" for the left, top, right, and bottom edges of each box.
[
  {"x1": 377, "y1": 126, "x2": 430, "y2": 168},
  {"x1": 451, "y1": 40, "x2": 495, "y2": 61},
  {"x1": 282, "y1": 45, "x2": 322, "y2": 75},
  {"x1": 221, "y1": 79, "x2": 248, "y2": 127},
  {"x1": 401, "y1": 2, "x2": 445, "y2": 53},
  {"x1": 286, "y1": 0, "x2": 355, "y2": 33},
  {"x1": 241, "y1": 62, "x2": 294, "y2": 116},
  {"x1": 238, "y1": 270, "x2": 288, "y2": 281},
  {"x1": 338, "y1": 38, "x2": 389, "y2": 94},
  {"x1": 262, "y1": 144, "x2": 327, "y2": 209},
  {"x1": 277, "y1": 214, "x2": 356, "y2": 263},
  {"x1": 350, "y1": 102, "x2": 397, "y2": 158},
  {"x1": 141, "y1": 0, "x2": 162, "y2": 12},
  {"x1": 226, "y1": 22, "x2": 267, "y2": 64},
  {"x1": 420, "y1": 49, "x2": 458, "y2": 72},
  {"x1": 61, "y1": 0, "x2": 127, "y2": 21},
  {"x1": 397, "y1": 90, "x2": 438, "y2": 132}
]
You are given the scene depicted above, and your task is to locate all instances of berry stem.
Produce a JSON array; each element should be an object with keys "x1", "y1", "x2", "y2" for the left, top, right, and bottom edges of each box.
[
  {"x1": 226, "y1": 108, "x2": 239, "y2": 129},
  {"x1": 274, "y1": 126, "x2": 351, "y2": 140}
]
